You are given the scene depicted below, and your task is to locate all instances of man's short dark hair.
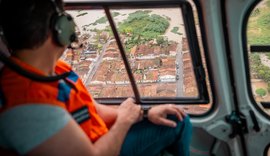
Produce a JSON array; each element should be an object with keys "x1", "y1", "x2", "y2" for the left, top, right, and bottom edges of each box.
[{"x1": 0, "y1": 0, "x2": 64, "y2": 51}]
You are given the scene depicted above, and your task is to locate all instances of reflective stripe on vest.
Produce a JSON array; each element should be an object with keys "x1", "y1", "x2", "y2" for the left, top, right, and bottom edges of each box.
[{"x1": 71, "y1": 105, "x2": 91, "y2": 124}]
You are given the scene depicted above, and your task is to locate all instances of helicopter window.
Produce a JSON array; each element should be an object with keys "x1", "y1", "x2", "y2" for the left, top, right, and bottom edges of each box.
[
  {"x1": 63, "y1": 0, "x2": 212, "y2": 115},
  {"x1": 247, "y1": 0, "x2": 270, "y2": 114}
]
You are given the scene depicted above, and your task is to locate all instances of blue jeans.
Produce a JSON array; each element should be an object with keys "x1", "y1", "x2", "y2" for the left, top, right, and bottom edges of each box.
[{"x1": 120, "y1": 115, "x2": 192, "y2": 156}]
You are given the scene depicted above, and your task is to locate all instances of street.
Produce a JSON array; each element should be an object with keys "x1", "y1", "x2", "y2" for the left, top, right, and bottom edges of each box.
[
  {"x1": 175, "y1": 40, "x2": 184, "y2": 97},
  {"x1": 84, "y1": 40, "x2": 113, "y2": 84}
]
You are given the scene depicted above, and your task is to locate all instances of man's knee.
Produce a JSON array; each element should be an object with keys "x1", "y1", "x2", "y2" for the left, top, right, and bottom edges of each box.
[
  {"x1": 174, "y1": 115, "x2": 192, "y2": 137},
  {"x1": 168, "y1": 115, "x2": 191, "y2": 128},
  {"x1": 165, "y1": 116, "x2": 192, "y2": 156},
  {"x1": 166, "y1": 115, "x2": 192, "y2": 137},
  {"x1": 182, "y1": 115, "x2": 192, "y2": 130}
]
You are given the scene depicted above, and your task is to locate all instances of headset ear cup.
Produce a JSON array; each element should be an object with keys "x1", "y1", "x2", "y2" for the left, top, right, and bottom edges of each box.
[{"x1": 52, "y1": 14, "x2": 77, "y2": 47}]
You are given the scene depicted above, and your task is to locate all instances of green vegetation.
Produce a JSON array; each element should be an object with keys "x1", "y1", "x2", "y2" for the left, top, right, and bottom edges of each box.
[
  {"x1": 135, "y1": 69, "x2": 143, "y2": 74},
  {"x1": 86, "y1": 10, "x2": 170, "y2": 52},
  {"x1": 256, "y1": 88, "x2": 267, "y2": 97},
  {"x1": 118, "y1": 10, "x2": 170, "y2": 50},
  {"x1": 267, "y1": 1, "x2": 270, "y2": 8},
  {"x1": 156, "y1": 36, "x2": 169, "y2": 47},
  {"x1": 250, "y1": 8, "x2": 260, "y2": 17},
  {"x1": 250, "y1": 53, "x2": 270, "y2": 92},
  {"x1": 250, "y1": 54, "x2": 268, "y2": 79},
  {"x1": 266, "y1": 53, "x2": 270, "y2": 60},
  {"x1": 76, "y1": 12, "x2": 88, "y2": 17},
  {"x1": 112, "y1": 12, "x2": 120, "y2": 17},
  {"x1": 92, "y1": 17, "x2": 107, "y2": 25},
  {"x1": 119, "y1": 11, "x2": 169, "y2": 38},
  {"x1": 247, "y1": 1, "x2": 270, "y2": 45},
  {"x1": 92, "y1": 12, "x2": 121, "y2": 26},
  {"x1": 171, "y1": 27, "x2": 182, "y2": 35},
  {"x1": 248, "y1": 1, "x2": 270, "y2": 94}
]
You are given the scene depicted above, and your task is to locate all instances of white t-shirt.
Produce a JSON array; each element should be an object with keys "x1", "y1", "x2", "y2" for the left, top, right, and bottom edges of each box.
[{"x1": 0, "y1": 104, "x2": 71, "y2": 155}]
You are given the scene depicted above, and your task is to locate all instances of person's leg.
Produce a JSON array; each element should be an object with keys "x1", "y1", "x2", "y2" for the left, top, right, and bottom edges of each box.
[
  {"x1": 166, "y1": 115, "x2": 192, "y2": 156},
  {"x1": 120, "y1": 115, "x2": 192, "y2": 156}
]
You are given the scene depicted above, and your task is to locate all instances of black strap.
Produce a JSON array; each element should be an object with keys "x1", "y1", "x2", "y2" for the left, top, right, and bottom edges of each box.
[
  {"x1": 0, "y1": 52, "x2": 70, "y2": 82},
  {"x1": 250, "y1": 45, "x2": 270, "y2": 52}
]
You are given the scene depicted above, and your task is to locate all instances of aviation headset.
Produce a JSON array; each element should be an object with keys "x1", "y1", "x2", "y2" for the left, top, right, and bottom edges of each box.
[
  {"x1": 50, "y1": 0, "x2": 77, "y2": 47},
  {"x1": 0, "y1": 0, "x2": 78, "y2": 82}
]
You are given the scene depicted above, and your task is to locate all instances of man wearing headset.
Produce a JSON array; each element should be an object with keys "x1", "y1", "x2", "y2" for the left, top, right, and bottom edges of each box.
[{"x1": 0, "y1": 0, "x2": 192, "y2": 155}]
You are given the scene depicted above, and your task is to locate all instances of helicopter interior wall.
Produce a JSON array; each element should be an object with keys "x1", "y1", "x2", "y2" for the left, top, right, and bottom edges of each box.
[
  {"x1": 3, "y1": 0, "x2": 270, "y2": 155},
  {"x1": 190, "y1": 127, "x2": 231, "y2": 156}
]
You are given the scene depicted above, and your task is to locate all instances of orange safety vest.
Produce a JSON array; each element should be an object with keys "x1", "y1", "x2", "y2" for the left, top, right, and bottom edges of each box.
[{"x1": 0, "y1": 57, "x2": 108, "y2": 142}]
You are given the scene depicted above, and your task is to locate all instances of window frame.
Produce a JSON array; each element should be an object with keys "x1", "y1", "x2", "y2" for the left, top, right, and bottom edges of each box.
[
  {"x1": 242, "y1": 0, "x2": 270, "y2": 118},
  {"x1": 65, "y1": 0, "x2": 210, "y2": 105}
]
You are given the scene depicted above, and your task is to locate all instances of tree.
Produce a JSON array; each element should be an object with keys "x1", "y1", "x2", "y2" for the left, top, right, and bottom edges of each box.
[
  {"x1": 267, "y1": 83, "x2": 270, "y2": 93},
  {"x1": 156, "y1": 36, "x2": 165, "y2": 45},
  {"x1": 256, "y1": 88, "x2": 267, "y2": 97},
  {"x1": 118, "y1": 11, "x2": 169, "y2": 42},
  {"x1": 156, "y1": 36, "x2": 169, "y2": 47}
]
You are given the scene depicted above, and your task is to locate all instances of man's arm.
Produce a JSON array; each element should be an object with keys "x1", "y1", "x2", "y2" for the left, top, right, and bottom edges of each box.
[
  {"x1": 94, "y1": 101, "x2": 118, "y2": 128},
  {"x1": 94, "y1": 98, "x2": 186, "y2": 129},
  {"x1": 26, "y1": 98, "x2": 141, "y2": 156},
  {"x1": 29, "y1": 115, "x2": 131, "y2": 156}
]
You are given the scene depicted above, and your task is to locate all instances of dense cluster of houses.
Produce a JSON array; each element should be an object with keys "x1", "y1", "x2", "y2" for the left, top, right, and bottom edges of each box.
[{"x1": 62, "y1": 32, "x2": 198, "y2": 98}]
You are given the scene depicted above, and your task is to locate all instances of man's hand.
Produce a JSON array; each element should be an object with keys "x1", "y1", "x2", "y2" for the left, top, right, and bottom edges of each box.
[
  {"x1": 116, "y1": 98, "x2": 141, "y2": 127},
  {"x1": 148, "y1": 104, "x2": 186, "y2": 128}
]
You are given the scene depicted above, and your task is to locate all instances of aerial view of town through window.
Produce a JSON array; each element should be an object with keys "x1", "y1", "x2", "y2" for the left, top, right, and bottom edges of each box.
[
  {"x1": 63, "y1": 6, "x2": 204, "y2": 103},
  {"x1": 62, "y1": 4, "x2": 213, "y2": 114},
  {"x1": 62, "y1": 6, "x2": 211, "y2": 113}
]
